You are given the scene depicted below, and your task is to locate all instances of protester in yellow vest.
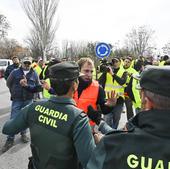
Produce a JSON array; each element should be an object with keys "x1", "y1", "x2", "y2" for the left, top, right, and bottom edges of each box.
[
  {"x1": 31, "y1": 58, "x2": 45, "y2": 100},
  {"x1": 31, "y1": 59, "x2": 44, "y2": 76},
  {"x1": 123, "y1": 56, "x2": 141, "y2": 120},
  {"x1": 164, "y1": 59, "x2": 170, "y2": 65},
  {"x1": 39, "y1": 58, "x2": 61, "y2": 99},
  {"x1": 97, "y1": 59, "x2": 108, "y2": 80},
  {"x1": 133, "y1": 56, "x2": 144, "y2": 73},
  {"x1": 159, "y1": 60, "x2": 165, "y2": 66},
  {"x1": 99, "y1": 57, "x2": 127, "y2": 128},
  {"x1": 159, "y1": 55, "x2": 169, "y2": 66}
]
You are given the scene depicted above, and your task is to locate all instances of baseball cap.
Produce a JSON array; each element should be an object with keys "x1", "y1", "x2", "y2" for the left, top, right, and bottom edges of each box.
[{"x1": 22, "y1": 57, "x2": 32, "y2": 64}]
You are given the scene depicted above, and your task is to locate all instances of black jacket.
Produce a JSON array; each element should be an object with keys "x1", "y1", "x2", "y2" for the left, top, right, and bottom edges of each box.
[
  {"x1": 4, "y1": 63, "x2": 20, "y2": 80},
  {"x1": 86, "y1": 109, "x2": 170, "y2": 169}
]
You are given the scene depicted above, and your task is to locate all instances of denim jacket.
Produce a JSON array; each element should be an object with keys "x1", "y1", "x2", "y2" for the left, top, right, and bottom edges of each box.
[{"x1": 7, "y1": 67, "x2": 40, "y2": 101}]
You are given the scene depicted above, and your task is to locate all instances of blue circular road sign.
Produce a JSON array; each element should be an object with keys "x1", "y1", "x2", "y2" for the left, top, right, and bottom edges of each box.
[{"x1": 95, "y1": 42, "x2": 111, "y2": 59}]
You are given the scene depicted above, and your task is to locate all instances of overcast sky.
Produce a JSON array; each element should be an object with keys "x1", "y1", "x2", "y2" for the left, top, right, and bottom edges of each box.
[{"x1": 1, "y1": 0, "x2": 170, "y2": 51}]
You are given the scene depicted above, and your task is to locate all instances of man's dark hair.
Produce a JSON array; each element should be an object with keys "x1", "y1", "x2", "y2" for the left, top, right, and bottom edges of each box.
[
  {"x1": 164, "y1": 59, "x2": 170, "y2": 65},
  {"x1": 50, "y1": 78, "x2": 78, "y2": 96},
  {"x1": 134, "y1": 59, "x2": 144, "y2": 72},
  {"x1": 125, "y1": 56, "x2": 132, "y2": 62},
  {"x1": 163, "y1": 55, "x2": 169, "y2": 61},
  {"x1": 40, "y1": 59, "x2": 61, "y2": 80}
]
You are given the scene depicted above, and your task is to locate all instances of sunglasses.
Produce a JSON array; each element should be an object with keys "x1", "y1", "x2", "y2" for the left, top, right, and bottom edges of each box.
[
  {"x1": 24, "y1": 61, "x2": 31, "y2": 65},
  {"x1": 83, "y1": 70, "x2": 94, "y2": 73}
]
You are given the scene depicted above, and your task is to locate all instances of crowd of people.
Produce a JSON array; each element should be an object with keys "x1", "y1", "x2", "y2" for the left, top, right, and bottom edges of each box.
[{"x1": 1, "y1": 54, "x2": 170, "y2": 169}]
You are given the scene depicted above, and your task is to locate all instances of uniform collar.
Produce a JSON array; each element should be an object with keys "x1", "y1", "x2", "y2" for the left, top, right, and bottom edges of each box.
[
  {"x1": 131, "y1": 109, "x2": 170, "y2": 138},
  {"x1": 49, "y1": 96, "x2": 76, "y2": 106}
]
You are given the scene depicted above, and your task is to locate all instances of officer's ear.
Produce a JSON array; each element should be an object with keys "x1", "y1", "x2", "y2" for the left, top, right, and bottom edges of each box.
[
  {"x1": 141, "y1": 89, "x2": 153, "y2": 110},
  {"x1": 72, "y1": 78, "x2": 79, "y2": 93},
  {"x1": 144, "y1": 96, "x2": 153, "y2": 110}
]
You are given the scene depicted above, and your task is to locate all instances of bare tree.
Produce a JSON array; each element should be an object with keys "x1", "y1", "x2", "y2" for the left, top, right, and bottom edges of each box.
[
  {"x1": 0, "y1": 39, "x2": 29, "y2": 59},
  {"x1": 162, "y1": 42, "x2": 170, "y2": 55},
  {"x1": 25, "y1": 29, "x2": 42, "y2": 59},
  {"x1": 125, "y1": 26, "x2": 155, "y2": 57},
  {"x1": 61, "y1": 40, "x2": 70, "y2": 60},
  {"x1": 21, "y1": 0, "x2": 60, "y2": 61},
  {"x1": 68, "y1": 41, "x2": 89, "y2": 60},
  {"x1": 0, "y1": 14, "x2": 10, "y2": 39},
  {"x1": 61, "y1": 40, "x2": 91, "y2": 61}
]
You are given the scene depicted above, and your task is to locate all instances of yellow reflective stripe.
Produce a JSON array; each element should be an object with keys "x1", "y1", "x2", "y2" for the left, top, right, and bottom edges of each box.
[
  {"x1": 42, "y1": 66, "x2": 48, "y2": 79},
  {"x1": 105, "y1": 84, "x2": 124, "y2": 89}
]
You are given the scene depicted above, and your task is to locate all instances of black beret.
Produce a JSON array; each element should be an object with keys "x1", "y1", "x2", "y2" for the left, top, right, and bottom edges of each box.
[
  {"x1": 49, "y1": 61, "x2": 81, "y2": 81},
  {"x1": 140, "y1": 65, "x2": 170, "y2": 97}
]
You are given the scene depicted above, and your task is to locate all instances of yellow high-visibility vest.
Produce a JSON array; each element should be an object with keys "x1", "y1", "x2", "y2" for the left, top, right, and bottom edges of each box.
[
  {"x1": 42, "y1": 78, "x2": 51, "y2": 99},
  {"x1": 105, "y1": 67, "x2": 125, "y2": 99},
  {"x1": 159, "y1": 61, "x2": 165, "y2": 66},
  {"x1": 132, "y1": 76, "x2": 141, "y2": 109},
  {"x1": 34, "y1": 65, "x2": 42, "y2": 76},
  {"x1": 124, "y1": 67, "x2": 141, "y2": 109},
  {"x1": 92, "y1": 68, "x2": 97, "y2": 80}
]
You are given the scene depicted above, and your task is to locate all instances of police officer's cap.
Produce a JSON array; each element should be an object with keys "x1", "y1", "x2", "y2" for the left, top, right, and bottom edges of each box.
[
  {"x1": 139, "y1": 65, "x2": 170, "y2": 97},
  {"x1": 49, "y1": 61, "x2": 83, "y2": 81}
]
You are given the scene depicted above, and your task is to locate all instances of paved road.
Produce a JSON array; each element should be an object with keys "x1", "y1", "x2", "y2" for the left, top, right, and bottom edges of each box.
[
  {"x1": 0, "y1": 78, "x2": 11, "y2": 154},
  {"x1": 0, "y1": 115, "x2": 127, "y2": 169},
  {"x1": 0, "y1": 143, "x2": 31, "y2": 169},
  {"x1": 0, "y1": 78, "x2": 31, "y2": 169},
  {"x1": 0, "y1": 78, "x2": 11, "y2": 111}
]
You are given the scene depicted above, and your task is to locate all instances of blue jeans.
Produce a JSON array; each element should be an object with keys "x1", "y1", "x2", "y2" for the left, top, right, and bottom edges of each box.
[
  {"x1": 104, "y1": 103, "x2": 124, "y2": 129},
  {"x1": 7, "y1": 100, "x2": 33, "y2": 140}
]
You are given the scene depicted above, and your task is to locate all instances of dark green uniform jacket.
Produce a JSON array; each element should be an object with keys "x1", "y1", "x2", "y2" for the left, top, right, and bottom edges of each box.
[
  {"x1": 3, "y1": 96, "x2": 95, "y2": 169},
  {"x1": 86, "y1": 109, "x2": 170, "y2": 169}
]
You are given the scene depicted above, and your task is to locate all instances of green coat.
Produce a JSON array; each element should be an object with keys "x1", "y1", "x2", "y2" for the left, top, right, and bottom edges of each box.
[
  {"x1": 3, "y1": 96, "x2": 95, "y2": 169},
  {"x1": 86, "y1": 109, "x2": 170, "y2": 169}
]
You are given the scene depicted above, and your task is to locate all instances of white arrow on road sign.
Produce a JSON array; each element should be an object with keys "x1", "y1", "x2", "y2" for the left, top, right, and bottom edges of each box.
[{"x1": 95, "y1": 42, "x2": 111, "y2": 59}]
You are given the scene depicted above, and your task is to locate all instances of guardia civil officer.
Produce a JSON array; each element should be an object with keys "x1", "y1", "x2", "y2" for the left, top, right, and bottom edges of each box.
[
  {"x1": 2, "y1": 61, "x2": 95, "y2": 169},
  {"x1": 86, "y1": 66, "x2": 170, "y2": 169}
]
